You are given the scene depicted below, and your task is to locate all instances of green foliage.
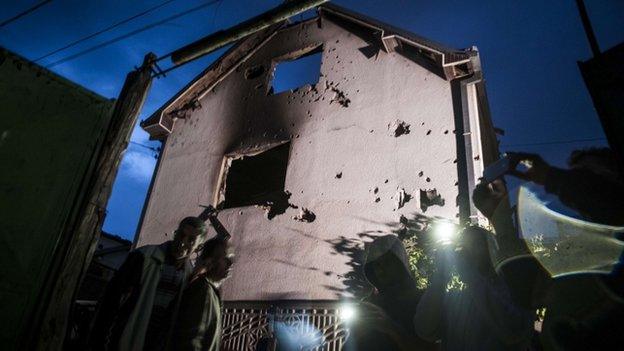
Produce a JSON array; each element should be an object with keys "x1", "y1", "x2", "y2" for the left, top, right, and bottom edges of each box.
[
  {"x1": 446, "y1": 273, "x2": 467, "y2": 292},
  {"x1": 399, "y1": 217, "x2": 467, "y2": 292},
  {"x1": 403, "y1": 234, "x2": 434, "y2": 290}
]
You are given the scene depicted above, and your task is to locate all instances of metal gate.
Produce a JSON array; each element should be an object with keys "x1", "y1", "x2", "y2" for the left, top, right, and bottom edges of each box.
[{"x1": 221, "y1": 301, "x2": 349, "y2": 351}]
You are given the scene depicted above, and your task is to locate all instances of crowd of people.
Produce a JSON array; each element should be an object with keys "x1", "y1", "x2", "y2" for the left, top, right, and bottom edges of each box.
[{"x1": 87, "y1": 147, "x2": 624, "y2": 350}]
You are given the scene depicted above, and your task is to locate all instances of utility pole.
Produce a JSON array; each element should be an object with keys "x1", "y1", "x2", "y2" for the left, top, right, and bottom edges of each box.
[
  {"x1": 574, "y1": 0, "x2": 601, "y2": 57},
  {"x1": 33, "y1": 1, "x2": 330, "y2": 347},
  {"x1": 32, "y1": 53, "x2": 155, "y2": 350},
  {"x1": 575, "y1": 0, "x2": 624, "y2": 169},
  {"x1": 168, "y1": 0, "x2": 328, "y2": 66}
]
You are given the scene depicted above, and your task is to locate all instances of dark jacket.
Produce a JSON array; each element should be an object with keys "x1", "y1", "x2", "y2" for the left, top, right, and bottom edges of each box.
[
  {"x1": 545, "y1": 167, "x2": 624, "y2": 226},
  {"x1": 414, "y1": 228, "x2": 534, "y2": 351},
  {"x1": 363, "y1": 235, "x2": 421, "y2": 336},
  {"x1": 346, "y1": 235, "x2": 434, "y2": 351},
  {"x1": 168, "y1": 277, "x2": 222, "y2": 351},
  {"x1": 89, "y1": 242, "x2": 191, "y2": 351}
]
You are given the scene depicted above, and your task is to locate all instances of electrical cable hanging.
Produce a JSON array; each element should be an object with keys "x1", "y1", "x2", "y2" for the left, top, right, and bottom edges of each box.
[
  {"x1": 46, "y1": 0, "x2": 220, "y2": 68},
  {"x1": 129, "y1": 141, "x2": 160, "y2": 152},
  {"x1": 0, "y1": 0, "x2": 52, "y2": 28},
  {"x1": 500, "y1": 137, "x2": 606, "y2": 148},
  {"x1": 34, "y1": 0, "x2": 178, "y2": 62}
]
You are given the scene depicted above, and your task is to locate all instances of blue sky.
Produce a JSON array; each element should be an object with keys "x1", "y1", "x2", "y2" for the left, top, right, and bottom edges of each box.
[{"x1": 2, "y1": 0, "x2": 623, "y2": 240}]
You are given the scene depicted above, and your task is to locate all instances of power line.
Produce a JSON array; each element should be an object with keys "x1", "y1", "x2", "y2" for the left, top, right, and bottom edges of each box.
[
  {"x1": 210, "y1": 0, "x2": 225, "y2": 29},
  {"x1": 500, "y1": 137, "x2": 606, "y2": 148},
  {"x1": 0, "y1": 0, "x2": 52, "y2": 28},
  {"x1": 46, "y1": 0, "x2": 221, "y2": 68},
  {"x1": 130, "y1": 141, "x2": 160, "y2": 152},
  {"x1": 34, "y1": 0, "x2": 178, "y2": 62}
]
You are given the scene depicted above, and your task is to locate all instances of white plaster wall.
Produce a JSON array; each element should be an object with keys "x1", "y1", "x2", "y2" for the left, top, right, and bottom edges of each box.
[{"x1": 138, "y1": 18, "x2": 467, "y2": 300}]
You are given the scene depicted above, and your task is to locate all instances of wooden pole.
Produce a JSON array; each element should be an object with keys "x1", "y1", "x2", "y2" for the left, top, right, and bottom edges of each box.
[
  {"x1": 170, "y1": 0, "x2": 328, "y2": 66},
  {"x1": 31, "y1": 53, "x2": 155, "y2": 350},
  {"x1": 575, "y1": 0, "x2": 601, "y2": 57}
]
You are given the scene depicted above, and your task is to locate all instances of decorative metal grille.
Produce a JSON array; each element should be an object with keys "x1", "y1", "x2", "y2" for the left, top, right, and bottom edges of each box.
[{"x1": 221, "y1": 301, "x2": 349, "y2": 351}]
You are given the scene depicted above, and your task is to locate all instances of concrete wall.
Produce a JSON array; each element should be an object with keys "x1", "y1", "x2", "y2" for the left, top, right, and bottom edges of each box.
[{"x1": 138, "y1": 18, "x2": 477, "y2": 301}]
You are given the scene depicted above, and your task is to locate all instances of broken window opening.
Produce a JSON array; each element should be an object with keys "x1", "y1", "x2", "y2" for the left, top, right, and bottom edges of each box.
[
  {"x1": 218, "y1": 142, "x2": 291, "y2": 209},
  {"x1": 270, "y1": 47, "x2": 323, "y2": 94}
]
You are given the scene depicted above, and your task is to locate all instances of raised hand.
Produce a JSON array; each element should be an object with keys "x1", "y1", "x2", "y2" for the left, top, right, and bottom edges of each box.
[
  {"x1": 505, "y1": 152, "x2": 551, "y2": 185},
  {"x1": 472, "y1": 179, "x2": 507, "y2": 220}
]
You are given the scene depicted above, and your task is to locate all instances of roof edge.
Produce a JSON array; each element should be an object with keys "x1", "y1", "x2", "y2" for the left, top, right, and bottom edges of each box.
[
  {"x1": 141, "y1": 22, "x2": 286, "y2": 140},
  {"x1": 142, "y1": 4, "x2": 479, "y2": 139},
  {"x1": 319, "y1": 3, "x2": 471, "y2": 66}
]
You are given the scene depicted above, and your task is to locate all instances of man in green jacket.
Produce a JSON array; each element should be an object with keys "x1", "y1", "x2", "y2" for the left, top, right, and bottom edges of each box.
[
  {"x1": 168, "y1": 236, "x2": 233, "y2": 351},
  {"x1": 89, "y1": 217, "x2": 207, "y2": 351}
]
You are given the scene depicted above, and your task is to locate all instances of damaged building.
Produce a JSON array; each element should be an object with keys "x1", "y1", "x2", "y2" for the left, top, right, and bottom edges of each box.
[{"x1": 139, "y1": 4, "x2": 498, "y2": 349}]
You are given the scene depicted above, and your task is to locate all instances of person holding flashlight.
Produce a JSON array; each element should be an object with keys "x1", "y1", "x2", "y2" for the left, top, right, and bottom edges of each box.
[
  {"x1": 477, "y1": 148, "x2": 624, "y2": 350},
  {"x1": 506, "y1": 148, "x2": 624, "y2": 226},
  {"x1": 346, "y1": 235, "x2": 435, "y2": 351},
  {"x1": 413, "y1": 226, "x2": 535, "y2": 350}
]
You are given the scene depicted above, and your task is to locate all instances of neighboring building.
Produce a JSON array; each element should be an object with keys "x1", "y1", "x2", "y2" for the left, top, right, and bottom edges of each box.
[
  {"x1": 578, "y1": 42, "x2": 624, "y2": 165},
  {"x1": 139, "y1": 4, "x2": 498, "y2": 349},
  {"x1": 76, "y1": 232, "x2": 132, "y2": 301},
  {"x1": 0, "y1": 48, "x2": 115, "y2": 349},
  {"x1": 67, "y1": 232, "x2": 131, "y2": 350},
  {"x1": 93, "y1": 232, "x2": 132, "y2": 270}
]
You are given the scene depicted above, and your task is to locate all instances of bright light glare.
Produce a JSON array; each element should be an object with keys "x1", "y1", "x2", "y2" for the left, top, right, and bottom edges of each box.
[
  {"x1": 338, "y1": 305, "x2": 356, "y2": 321},
  {"x1": 434, "y1": 222, "x2": 457, "y2": 245}
]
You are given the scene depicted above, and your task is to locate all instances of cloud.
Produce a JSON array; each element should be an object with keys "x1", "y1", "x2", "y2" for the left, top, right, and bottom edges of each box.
[
  {"x1": 130, "y1": 124, "x2": 152, "y2": 144},
  {"x1": 121, "y1": 150, "x2": 156, "y2": 182}
]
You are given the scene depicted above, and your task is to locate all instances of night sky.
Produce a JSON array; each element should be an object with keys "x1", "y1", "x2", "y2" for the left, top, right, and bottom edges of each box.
[{"x1": 2, "y1": 0, "x2": 623, "y2": 240}]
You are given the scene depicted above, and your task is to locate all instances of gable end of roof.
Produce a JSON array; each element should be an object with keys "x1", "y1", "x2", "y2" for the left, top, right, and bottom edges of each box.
[{"x1": 141, "y1": 5, "x2": 480, "y2": 140}]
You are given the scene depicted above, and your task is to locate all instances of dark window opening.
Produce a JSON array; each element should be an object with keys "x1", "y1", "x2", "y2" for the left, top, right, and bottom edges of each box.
[
  {"x1": 220, "y1": 142, "x2": 290, "y2": 209},
  {"x1": 270, "y1": 48, "x2": 322, "y2": 94}
]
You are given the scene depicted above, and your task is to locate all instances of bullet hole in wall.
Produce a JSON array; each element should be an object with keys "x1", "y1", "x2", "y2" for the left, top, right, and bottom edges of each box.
[
  {"x1": 329, "y1": 87, "x2": 350, "y2": 107},
  {"x1": 259, "y1": 191, "x2": 298, "y2": 220},
  {"x1": 420, "y1": 189, "x2": 445, "y2": 212},
  {"x1": 293, "y1": 208, "x2": 316, "y2": 222},
  {"x1": 388, "y1": 120, "x2": 411, "y2": 137},
  {"x1": 396, "y1": 188, "x2": 412, "y2": 209}
]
